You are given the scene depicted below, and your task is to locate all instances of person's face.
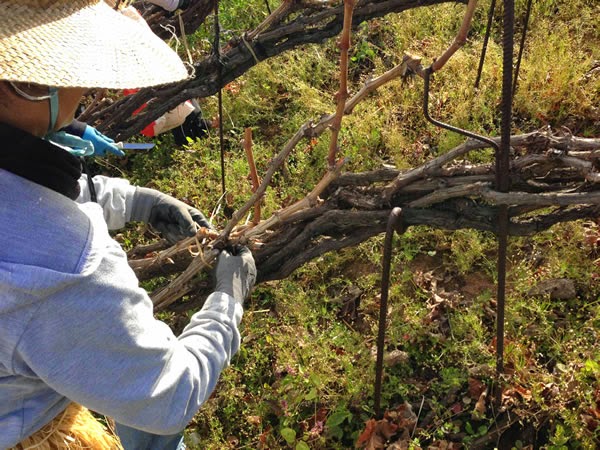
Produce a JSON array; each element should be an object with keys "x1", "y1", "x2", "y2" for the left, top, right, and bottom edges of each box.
[
  {"x1": 55, "y1": 87, "x2": 86, "y2": 130},
  {"x1": 0, "y1": 82, "x2": 85, "y2": 136}
]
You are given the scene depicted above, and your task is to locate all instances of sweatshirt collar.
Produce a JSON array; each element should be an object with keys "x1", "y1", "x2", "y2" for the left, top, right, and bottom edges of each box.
[{"x1": 0, "y1": 122, "x2": 82, "y2": 200}]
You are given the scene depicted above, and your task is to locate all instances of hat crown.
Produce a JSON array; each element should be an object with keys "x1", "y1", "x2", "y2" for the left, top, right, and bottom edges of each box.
[{"x1": 0, "y1": 0, "x2": 188, "y2": 89}]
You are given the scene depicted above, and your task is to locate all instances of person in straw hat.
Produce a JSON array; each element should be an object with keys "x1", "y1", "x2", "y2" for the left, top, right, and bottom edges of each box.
[{"x1": 0, "y1": 1, "x2": 257, "y2": 449}]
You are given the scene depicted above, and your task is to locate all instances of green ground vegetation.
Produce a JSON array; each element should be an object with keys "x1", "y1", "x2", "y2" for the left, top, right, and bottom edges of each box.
[{"x1": 102, "y1": 0, "x2": 599, "y2": 447}]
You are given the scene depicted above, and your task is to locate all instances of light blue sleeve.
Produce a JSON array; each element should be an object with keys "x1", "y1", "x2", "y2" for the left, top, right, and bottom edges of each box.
[
  {"x1": 77, "y1": 175, "x2": 136, "y2": 230},
  {"x1": 12, "y1": 205, "x2": 242, "y2": 435}
]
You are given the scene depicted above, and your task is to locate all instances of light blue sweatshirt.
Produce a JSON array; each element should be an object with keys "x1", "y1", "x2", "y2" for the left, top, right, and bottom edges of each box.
[{"x1": 0, "y1": 170, "x2": 242, "y2": 448}]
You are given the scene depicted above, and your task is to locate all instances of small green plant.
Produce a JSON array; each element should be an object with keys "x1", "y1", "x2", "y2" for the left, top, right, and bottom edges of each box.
[{"x1": 115, "y1": 0, "x2": 600, "y2": 447}]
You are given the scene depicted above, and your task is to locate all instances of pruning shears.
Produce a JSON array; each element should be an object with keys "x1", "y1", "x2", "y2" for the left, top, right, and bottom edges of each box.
[{"x1": 116, "y1": 142, "x2": 155, "y2": 151}]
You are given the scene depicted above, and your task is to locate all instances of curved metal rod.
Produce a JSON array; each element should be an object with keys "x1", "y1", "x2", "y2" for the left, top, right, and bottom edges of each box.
[
  {"x1": 423, "y1": 67, "x2": 499, "y2": 152},
  {"x1": 374, "y1": 207, "x2": 406, "y2": 419},
  {"x1": 422, "y1": 62, "x2": 512, "y2": 383}
]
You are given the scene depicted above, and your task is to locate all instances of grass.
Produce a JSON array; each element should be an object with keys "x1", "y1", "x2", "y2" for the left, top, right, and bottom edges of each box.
[{"x1": 100, "y1": 0, "x2": 600, "y2": 447}]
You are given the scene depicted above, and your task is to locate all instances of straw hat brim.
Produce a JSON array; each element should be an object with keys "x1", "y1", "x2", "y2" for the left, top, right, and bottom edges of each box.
[{"x1": 0, "y1": 1, "x2": 189, "y2": 89}]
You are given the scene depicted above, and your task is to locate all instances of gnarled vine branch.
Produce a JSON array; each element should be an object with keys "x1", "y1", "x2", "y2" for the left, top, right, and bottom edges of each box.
[
  {"x1": 129, "y1": 130, "x2": 599, "y2": 309},
  {"x1": 81, "y1": 0, "x2": 460, "y2": 140}
]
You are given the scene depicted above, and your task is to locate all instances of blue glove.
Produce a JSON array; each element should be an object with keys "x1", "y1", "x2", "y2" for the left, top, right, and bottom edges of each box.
[{"x1": 82, "y1": 125, "x2": 125, "y2": 157}]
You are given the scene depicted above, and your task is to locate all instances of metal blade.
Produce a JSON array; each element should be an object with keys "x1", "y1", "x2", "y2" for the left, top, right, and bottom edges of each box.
[
  {"x1": 116, "y1": 142, "x2": 156, "y2": 150},
  {"x1": 122, "y1": 142, "x2": 155, "y2": 150}
]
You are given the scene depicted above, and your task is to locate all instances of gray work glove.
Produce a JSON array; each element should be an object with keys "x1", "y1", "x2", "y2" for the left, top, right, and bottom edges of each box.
[
  {"x1": 130, "y1": 187, "x2": 212, "y2": 244},
  {"x1": 214, "y1": 247, "x2": 257, "y2": 302}
]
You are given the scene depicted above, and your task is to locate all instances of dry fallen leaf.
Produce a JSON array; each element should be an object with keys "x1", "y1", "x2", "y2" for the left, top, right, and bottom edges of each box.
[
  {"x1": 356, "y1": 404, "x2": 417, "y2": 449},
  {"x1": 428, "y1": 440, "x2": 450, "y2": 450},
  {"x1": 246, "y1": 415, "x2": 261, "y2": 426},
  {"x1": 468, "y1": 377, "x2": 486, "y2": 399},
  {"x1": 356, "y1": 419, "x2": 378, "y2": 448},
  {"x1": 384, "y1": 349, "x2": 409, "y2": 366},
  {"x1": 472, "y1": 388, "x2": 487, "y2": 420}
]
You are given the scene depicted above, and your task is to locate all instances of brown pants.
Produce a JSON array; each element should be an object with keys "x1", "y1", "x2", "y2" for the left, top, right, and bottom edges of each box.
[{"x1": 11, "y1": 403, "x2": 123, "y2": 450}]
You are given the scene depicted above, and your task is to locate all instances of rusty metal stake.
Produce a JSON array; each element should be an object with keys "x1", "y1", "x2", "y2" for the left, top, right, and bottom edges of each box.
[
  {"x1": 422, "y1": 62, "x2": 511, "y2": 392},
  {"x1": 493, "y1": 0, "x2": 515, "y2": 405},
  {"x1": 374, "y1": 207, "x2": 405, "y2": 419}
]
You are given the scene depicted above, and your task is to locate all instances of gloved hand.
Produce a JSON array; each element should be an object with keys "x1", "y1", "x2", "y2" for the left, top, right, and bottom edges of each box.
[
  {"x1": 130, "y1": 187, "x2": 212, "y2": 243},
  {"x1": 214, "y1": 246, "x2": 257, "y2": 302},
  {"x1": 82, "y1": 125, "x2": 125, "y2": 157}
]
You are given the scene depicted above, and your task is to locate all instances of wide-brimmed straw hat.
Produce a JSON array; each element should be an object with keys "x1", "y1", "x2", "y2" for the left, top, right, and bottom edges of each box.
[{"x1": 0, "y1": 0, "x2": 189, "y2": 89}]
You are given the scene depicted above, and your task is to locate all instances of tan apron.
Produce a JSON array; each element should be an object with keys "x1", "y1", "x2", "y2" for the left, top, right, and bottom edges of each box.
[{"x1": 10, "y1": 403, "x2": 123, "y2": 450}]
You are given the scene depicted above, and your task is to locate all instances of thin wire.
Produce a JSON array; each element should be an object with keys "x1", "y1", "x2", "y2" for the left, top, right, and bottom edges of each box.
[
  {"x1": 213, "y1": 1, "x2": 226, "y2": 196},
  {"x1": 512, "y1": 0, "x2": 533, "y2": 94},
  {"x1": 475, "y1": 0, "x2": 497, "y2": 88}
]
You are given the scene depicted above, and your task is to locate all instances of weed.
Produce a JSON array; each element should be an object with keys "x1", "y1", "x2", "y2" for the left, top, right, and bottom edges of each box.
[{"x1": 109, "y1": 0, "x2": 600, "y2": 447}]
